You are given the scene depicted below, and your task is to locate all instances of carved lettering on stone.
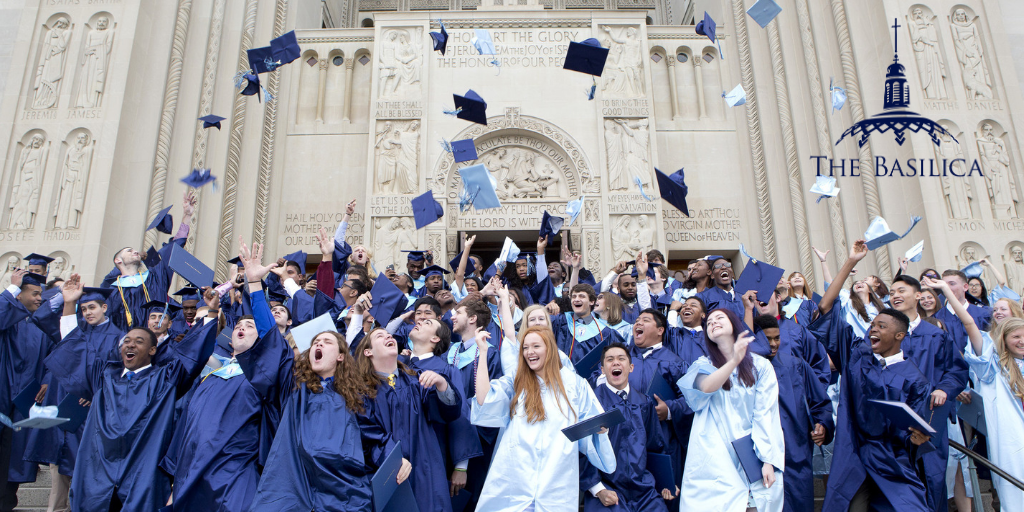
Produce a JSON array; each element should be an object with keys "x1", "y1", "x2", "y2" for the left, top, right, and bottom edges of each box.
[
  {"x1": 378, "y1": 28, "x2": 422, "y2": 99},
  {"x1": 975, "y1": 122, "x2": 1018, "y2": 219},
  {"x1": 32, "y1": 16, "x2": 72, "y2": 109},
  {"x1": 1004, "y1": 243, "x2": 1024, "y2": 295},
  {"x1": 7, "y1": 133, "x2": 50, "y2": 230},
  {"x1": 600, "y1": 26, "x2": 644, "y2": 98},
  {"x1": 375, "y1": 120, "x2": 420, "y2": 194},
  {"x1": 372, "y1": 217, "x2": 416, "y2": 272},
  {"x1": 609, "y1": 214, "x2": 654, "y2": 263},
  {"x1": 907, "y1": 7, "x2": 947, "y2": 100},
  {"x1": 934, "y1": 124, "x2": 972, "y2": 219},
  {"x1": 53, "y1": 130, "x2": 94, "y2": 229},
  {"x1": 73, "y1": 15, "x2": 115, "y2": 108},
  {"x1": 950, "y1": 8, "x2": 993, "y2": 100},
  {"x1": 604, "y1": 118, "x2": 651, "y2": 191}
]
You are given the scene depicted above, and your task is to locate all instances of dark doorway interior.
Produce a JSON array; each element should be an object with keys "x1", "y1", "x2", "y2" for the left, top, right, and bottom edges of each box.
[{"x1": 462, "y1": 230, "x2": 567, "y2": 270}]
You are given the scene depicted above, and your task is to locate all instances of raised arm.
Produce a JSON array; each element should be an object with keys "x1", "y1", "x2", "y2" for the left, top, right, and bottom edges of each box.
[
  {"x1": 455, "y1": 234, "x2": 475, "y2": 291},
  {"x1": 979, "y1": 257, "x2": 1008, "y2": 287},
  {"x1": 698, "y1": 331, "x2": 753, "y2": 393},
  {"x1": 334, "y1": 199, "x2": 356, "y2": 245},
  {"x1": 316, "y1": 227, "x2": 337, "y2": 298},
  {"x1": 817, "y1": 240, "x2": 867, "y2": 317},
  {"x1": 496, "y1": 283, "x2": 516, "y2": 339},
  {"x1": 812, "y1": 247, "x2": 833, "y2": 291},
  {"x1": 474, "y1": 328, "x2": 493, "y2": 406},
  {"x1": 568, "y1": 252, "x2": 582, "y2": 292},
  {"x1": 924, "y1": 276, "x2": 984, "y2": 357},
  {"x1": 239, "y1": 236, "x2": 279, "y2": 337},
  {"x1": 173, "y1": 190, "x2": 196, "y2": 241}
]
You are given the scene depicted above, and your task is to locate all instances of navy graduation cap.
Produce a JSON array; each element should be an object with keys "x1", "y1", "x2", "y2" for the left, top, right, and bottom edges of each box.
[
  {"x1": 430, "y1": 22, "x2": 449, "y2": 55},
  {"x1": 142, "y1": 299, "x2": 181, "y2": 318},
  {"x1": 20, "y1": 272, "x2": 47, "y2": 288},
  {"x1": 420, "y1": 265, "x2": 450, "y2": 277},
  {"x1": 270, "y1": 30, "x2": 301, "y2": 66},
  {"x1": 248, "y1": 46, "x2": 277, "y2": 74},
  {"x1": 173, "y1": 286, "x2": 201, "y2": 302},
  {"x1": 402, "y1": 250, "x2": 428, "y2": 263},
  {"x1": 144, "y1": 246, "x2": 161, "y2": 268},
  {"x1": 80, "y1": 287, "x2": 116, "y2": 304},
  {"x1": 735, "y1": 259, "x2": 785, "y2": 303},
  {"x1": 24, "y1": 253, "x2": 54, "y2": 267},
  {"x1": 451, "y1": 139, "x2": 478, "y2": 163},
  {"x1": 283, "y1": 251, "x2": 308, "y2": 273},
  {"x1": 198, "y1": 115, "x2": 226, "y2": 130},
  {"x1": 227, "y1": 255, "x2": 244, "y2": 267},
  {"x1": 539, "y1": 210, "x2": 564, "y2": 239},
  {"x1": 367, "y1": 272, "x2": 407, "y2": 326},
  {"x1": 147, "y1": 205, "x2": 174, "y2": 234},
  {"x1": 453, "y1": 90, "x2": 488, "y2": 125},
  {"x1": 239, "y1": 71, "x2": 261, "y2": 99},
  {"x1": 181, "y1": 169, "x2": 217, "y2": 189},
  {"x1": 411, "y1": 190, "x2": 444, "y2": 230},
  {"x1": 449, "y1": 251, "x2": 476, "y2": 276},
  {"x1": 563, "y1": 38, "x2": 609, "y2": 77},
  {"x1": 695, "y1": 11, "x2": 724, "y2": 58},
  {"x1": 656, "y1": 167, "x2": 690, "y2": 217}
]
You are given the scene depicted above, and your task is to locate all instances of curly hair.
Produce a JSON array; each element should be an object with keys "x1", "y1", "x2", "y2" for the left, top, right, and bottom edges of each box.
[{"x1": 292, "y1": 331, "x2": 372, "y2": 414}]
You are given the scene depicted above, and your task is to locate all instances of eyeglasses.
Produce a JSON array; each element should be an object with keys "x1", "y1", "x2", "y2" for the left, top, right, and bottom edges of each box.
[{"x1": 713, "y1": 262, "x2": 733, "y2": 269}]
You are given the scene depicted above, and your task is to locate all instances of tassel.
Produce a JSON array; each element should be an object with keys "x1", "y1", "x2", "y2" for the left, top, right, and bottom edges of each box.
[
  {"x1": 634, "y1": 176, "x2": 653, "y2": 201},
  {"x1": 443, "y1": 107, "x2": 463, "y2": 117}
]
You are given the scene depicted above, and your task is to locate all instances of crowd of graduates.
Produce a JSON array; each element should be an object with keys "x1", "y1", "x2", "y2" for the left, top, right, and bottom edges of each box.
[{"x1": 1, "y1": 193, "x2": 1023, "y2": 512}]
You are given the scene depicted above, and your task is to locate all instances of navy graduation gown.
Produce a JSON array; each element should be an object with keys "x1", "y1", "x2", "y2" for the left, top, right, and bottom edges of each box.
[
  {"x1": 447, "y1": 338, "x2": 503, "y2": 509},
  {"x1": 696, "y1": 286, "x2": 744, "y2": 319},
  {"x1": 625, "y1": 343, "x2": 691, "y2": 484},
  {"x1": 580, "y1": 384, "x2": 668, "y2": 512},
  {"x1": 809, "y1": 302, "x2": 932, "y2": 512},
  {"x1": 751, "y1": 317, "x2": 830, "y2": 388},
  {"x1": 102, "y1": 238, "x2": 184, "y2": 332},
  {"x1": 664, "y1": 327, "x2": 708, "y2": 366},
  {"x1": 406, "y1": 354, "x2": 484, "y2": 471},
  {"x1": 932, "y1": 303, "x2": 991, "y2": 352},
  {"x1": 770, "y1": 352, "x2": 835, "y2": 512},
  {"x1": 620, "y1": 298, "x2": 642, "y2": 325},
  {"x1": 551, "y1": 314, "x2": 625, "y2": 365},
  {"x1": 44, "y1": 319, "x2": 216, "y2": 512},
  {"x1": 363, "y1": 370, "x2": 463, "y2": 512},
  {"x1": 0, "y1": 290, "x2": 60, "y2": 483}
]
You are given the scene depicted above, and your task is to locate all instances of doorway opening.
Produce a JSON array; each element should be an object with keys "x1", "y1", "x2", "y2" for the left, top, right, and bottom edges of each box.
[{"x1": 461, "y1": 230, "x2": 569, "y2": 269}]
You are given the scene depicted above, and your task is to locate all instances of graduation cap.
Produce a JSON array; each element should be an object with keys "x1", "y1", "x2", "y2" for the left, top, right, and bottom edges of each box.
[
  {"x1": 248, "y1": 46, "x2": 277, "y2": 74},
  {"x1": 430, "y1": 22, "x2": 449, "y2": 55},
  {"x1": 142, "y1": 299, "x2": 181, "y2": 324},
  {"x1": 448, "y1": 251, "x2": 476, "y2": 276},
  {"x1": 499, "y1": 237, "x2": 520, "y2": 263},
  {"x1": 24, "y1": 253, "x2": 54, "y2": 267},
  {"x1": 180, "y1": 169, "x2": 217, "y2": 189},
  {"x1": 724, "y1": 84, "x2": 746, "y2": 107},
  {"x1": 735, "y1": 259, "x2": 786, "y2": 302},
  {"x1": 863, "y1": 216, "x2": 922, "y2": 251},
  {"x1": 80, "y1": 287, "x2": 116, "y2": 304},
  {"x1": 809, "y1": 175, "x2": 840, "y2": 203},
  {"x1": 411, "y1": 190, "x2": 444, "y2": 230},
  {"x1": 173, "y1": 286, "x2": 201, "y2": 302},
  {"x1": 451, "y1": 139, "x2": 478, "y2": 163},
  {"x1": 367, "y1": 272, "x2": 406, "y2": 326},
  {"x1": 830, "y1": 78, "x2": 847, "y2": 114},
  {"x1": 566, "y1": 197, "x2": 584, "y2": 226},
  {"x1": 905, "y1": 240, "x2": 924, "y2": 263},
  {"x1": 402, "y1": 250, "x2": 427, "y2": 263},
  {"x1": 695, "y1": 11, "x2": 724, "y2": 58},
  {"x1": 144, "y1": 246, "x2": 161, "y2": 268},
  {"x1": 747, "y1": 0, "x2": 782, "y2": 28},
  {"x1": 452, "y1": 90, "x2": 487, "y2": 125},
  {"x1": 961, "y1": 261, "x2": 984, "y2": 279},
  {"x1": 655, "y1": 168, "x2": 690, "y2": 217},
  {"x1": 270, "y1": 30, "x2": 301, "y2": 66},
  {"x1": 471, "y1": 29, "x2": 496, "y2": 56},
  {"x1": 458, "y1": 164, "x2": 501, "y2": 210},
  {"x1": 539, "y1": 210, "x2": 564, "y2": 239},
  {"x1": 168, "y1": 245, "x2": 214, "y2": 287},
  {"x1": 420, "y1": 265, "x2": 450, "y2": 278},
  {"x1": 563, "y1": 38, "x2": 609, "y2": 77},
  {"x1": 289, "y1": 313, "x2": 337, "y2": 353},
  {"x1": 20, "y1": 272, "x2": 47, "y2": 288},
  {"x1": 198, "y1": 115, "x2": 226, "y2": 130},
  {"x1": 238, "y1": 71, "x2": 262, "y2": 99},
  {"x1": 147, "y1": 205, "x2": 174, "y2": 234},
  {"x1": 227, "y1": 255, "x2": 244, "y2": 267},
  {"x1": 283, "y1": 251, "x2": 307, "y2": 273}
]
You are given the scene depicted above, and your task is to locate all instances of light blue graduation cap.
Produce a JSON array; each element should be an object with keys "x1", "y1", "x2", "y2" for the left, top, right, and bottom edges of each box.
[
  {"x1": 961, "y1": 261, "x2": 984, "y2": 279},
  {"x1": 747, "y1": 0, "x2": 782, "y2": 28},
  {"x1": 863, "y1": 216, "x2": 922, "y2": 251},
  {"x1": 458, "y1": 164, "x2": 501, "y2": 211},
  {"x1": 724, "y1": 84, "x2": 746, "y2": 107},
  {"x1": 566, "y1": 196, "x2": 584, "y2": 226},
  {"x1": 499, "y1": 237, "x2": 520, "y2": 263},
  {"x1": 472, "y1": 29, "x2": 496, "y2": 55},
  {"x1": 905, "y1": 240, "x2": 924, "y2": 263},
  {"x1": 830, "y1": 78, "x2": 847, "y2": 114},
  {"x1": 809, "y1": 175, "x2": 840, "y2": 203}
]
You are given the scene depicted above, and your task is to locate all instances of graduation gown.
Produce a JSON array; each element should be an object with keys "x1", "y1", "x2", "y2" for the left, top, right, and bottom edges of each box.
[
  {"x1": 676, "y1": 355, "x2": 786, "y2": 512},
  {"x1": 933, "y1": 303, "x2": 991, "y2": 352},
  {"x1": 624, "y1": 343, "x2": 691, "y2": 484},
  {"x1": 580, "y1": 384, "x2": 668, "y2": 512},
  {"x1": 664, "y1": 326, "x2": 708, "y2": 365},
  {"x1": 406, "y1": 354, "x2": 484, "y2": 473},
  {"x1": 769, "y1": 352, "x2": 835, "y2": 512},
  {"x1": 808, "y1": 302, "x2": 932, "y2": 512},
  {"x1": 471, "y1": 367, "x2": 616, "y2": 512},
  {"x1": 696, "y1": 286, "x2": 745, "y2": 319},
  {"x1": 751, "y1": 317, "x2": 830, "y2": 388},
  {"x1": 0, "y1": 289, "x2": 60, "y2": 483},
  {"x1": 552, "y1": 313, "x2": 625, "y2": 366},
  {"x1": 363, "y1": 370, "x2": 463, "y2": 512},
  {"x1": 44, "y1": 320, "x2": 217, "y2": 512},
  {"x1": 102, "y1": 237, "x2": 184, "y2": 332}
]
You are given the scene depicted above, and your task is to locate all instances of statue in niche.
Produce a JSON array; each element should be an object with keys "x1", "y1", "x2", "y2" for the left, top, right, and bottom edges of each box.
[
  {"x1": 378, "y1": 29, "x2": 421, "y2": 98},
  {"x1": 907, "y1": 8, "x2": 947, "y2": 100},
  {"x1": 8, "y1": 134, "x2": 48, "y2": 230},
  {"x1": 605, "y1": 119, "x2": 651, "y2": 191},
  {"x1": 53, "y1": 132, "x2": 93, "y2": 229},
  {"x1": 73, "y1": 16, "x2": 114, "y2": 108},
  {"x1": 610, "y1": 215, "x2": 654, "y2": 263},
  {"x1": 976, "y1": 123, "x2": 1018, "y2": 219},
  {"x1": 32, "y1": 17, "x2": 72, "y2": 109},
  {"x1": 935, "y1": 129, "x2": 972, "y2": 219},
  {"x1": 374, "y1": 121, "x2": 418, "y2": 194},
  {"x1": 950, "y1": 9, "x2": 994, "y2": 100},
  {"x1": 1004, "y1": 244, "x2": 1024, "y2": 294},
  {"x1": 479, "y1": 147, "x2": 562, "y2": 199},
  {"x1": 50, "y1": 256, "x2": 71, "y2": 281},
  {"x1": 605, "y1": 121, "x2": 629, "y2": 191},
  {"x1": 0, "y1": 256, "x2": 20, "y2": 289},
  {"x1": 373, "y1": 217, "x2": 416, "y2": 271},
  {"x1": 958, "y1": 245, "x2": 998, "y2": 287},
  {"x1": 600, "y1": 26, "x2": 644, "y2": 98}
]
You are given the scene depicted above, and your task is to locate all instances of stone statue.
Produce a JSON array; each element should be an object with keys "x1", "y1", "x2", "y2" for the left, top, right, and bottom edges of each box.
[
  {"x1": 976, "y1": 123, "x2": 1018, "y2": 219},
  {"x1": 32, "y1": 17, "x2": 72, "y2": 109},
  {"x1": 378, "y1": 29, "x2": 421, "y2": 98},
  {"x1": 0, "y1": 256, "x2": 20, "y2": 289},
  {"x1": 600, "y1": 26, "x2": 644, "y2": 98},
  {"x1": 958, "y1": 245, "x2": 997, "y2": 287},
  {"x1": 8, "y1": 134, "x2": 48, "y2": 230},
  {"x1": 950, "y1": 9, "x2": 993, "y2": 100},
  {"x1": 605, "y1": 120, "x2": 629, "y2": 191},
  {"x1": 1004, "y1": 244, "x2": 1024, "y2": 294},
  {"x1": 53, "y1": 132, "x2": 93, "y2": 229},
  {"x1": 373, "y1": 217, "x2": 415, "y2": 271},
  {"x1": 605, "y1": 119, "x2": 651, "y2": 190},
  {"x1": 375, "y1": 121, "x2": 418, "y2": 194},
  {"x1": 477, "y1": 147, "x2": 562, "y2": 199},
  {"x1": 50, "y1": 256, "x2": 70, "y2": 281},
  {"x1": 907, "y1": 8, "x2": 947, "y2": 100},
  {"x1": 935, "y1": 129, "x2": 972, "y2": 219},
  {"x1": 73, "y1": 16, "x2": 115, "y2": 108},
  {"x1": 610, "y1": 215, "x2": 654, "y2": 263}
]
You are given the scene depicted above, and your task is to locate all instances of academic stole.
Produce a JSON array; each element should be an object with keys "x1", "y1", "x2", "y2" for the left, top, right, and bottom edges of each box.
[
  {"x1": 115, "y1": 272, "x2": 151, "y2": 328},
  {"x1": 566, "y1": 313, "x2": 604, "y2": 360}
]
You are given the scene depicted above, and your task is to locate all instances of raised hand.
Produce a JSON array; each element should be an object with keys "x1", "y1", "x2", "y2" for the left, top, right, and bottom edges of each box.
[
  {"x1": 418, "y1": 370, "x2": 449, "y2": 392},
  {"x1": 463, "y1": 233, "x2": 476, "y2": 250},
  {"x1": 812, "y1": 247, "x2": 829, "y2": 262},
  {"x1": 921, "y1": 276, "x2": 949, "y2": 292},
  {"x1": 898, "y1": 257, "x2": 909, "y2": 272},
  {"x1": 61, "y1": 273, "x2": 84, "y2": 303},
  {"x1": 570, "y1": 252, "x2": 582, "y2": 270},
  {"x1": 182, "y1": 190, "x2": 197, "y2": 217},
  {"x1": 238, "y1": 236, "x2": 279, "y2": 284},
  {"x1": 496, "y1": 284, "x2": 510, "y2": 303},
  {"x1": 345, "y1": 199, "x2": 357, "y2": 216},
  {"x1": 317, "y1": 227, "x2": 334, "y2": 257},
  {"x1": 10, "y1": 268, "x2": 27, "y2": 288},
  {"x1": 849, "y1": 239, "x2": 868, "y2": 262},
  {"x1": 635, "y1": 251, "x2": 648, "y2": 278},
  {"x1": 537, "y1": 235, "x2": 548, "y2": 254},
  {"x1": 741, "y1": 290, "x2": 758, "y2": 311},
  {"x1": 203, "y1": 287, "x2": 220, "y2": 310},
  {"x1": 733, "y1": 330, "x2": 752, "y2": 365},
  {"x1": 474, "y1": 326, "x2": 491, "y2": 351}
]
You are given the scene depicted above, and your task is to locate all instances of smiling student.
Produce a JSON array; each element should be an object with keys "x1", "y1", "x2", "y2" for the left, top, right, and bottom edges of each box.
[{"x1": 551, "y1": 283, "x2": 625, "y2": 364}]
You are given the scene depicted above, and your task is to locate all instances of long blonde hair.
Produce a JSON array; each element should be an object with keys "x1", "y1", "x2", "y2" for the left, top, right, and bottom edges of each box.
[
  {"x1": 992, "y1": 318, "x2": 1024, "y2": 402},
  {"x1": 510, "y1": 326, "x2": 574, "y2": 424}
]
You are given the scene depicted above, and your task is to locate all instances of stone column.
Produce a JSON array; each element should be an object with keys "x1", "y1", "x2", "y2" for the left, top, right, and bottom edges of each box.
[
  {"x1": 316, "y1": 58, "x2": 328, "y2": 121},
  {"x1": 694, "y1": 58, "x2": 708, "y2": 120},
  {"x1": 343, "y1": 59, "x2": 355, "y2": 122},
  {"x1": 666, "y1": 55, "x2": 679, "y2": 119}
]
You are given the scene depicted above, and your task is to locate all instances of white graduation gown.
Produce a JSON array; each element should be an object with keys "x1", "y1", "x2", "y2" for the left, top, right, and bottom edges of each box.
[
  {"x1": 676, "y1": 355, "x2": 786, "y2": 512},
  {"x1": 471, "y1": 367, "x2": 616, "y2": 512},
  {"x1": 964, "y1": 332, "x2": 1024, "y2": 510}
]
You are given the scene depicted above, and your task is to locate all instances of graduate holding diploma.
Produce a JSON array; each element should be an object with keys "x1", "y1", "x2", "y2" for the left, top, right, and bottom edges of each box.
[{"x1": 472, "y1": 325, "x2": 616, "y2": 511}]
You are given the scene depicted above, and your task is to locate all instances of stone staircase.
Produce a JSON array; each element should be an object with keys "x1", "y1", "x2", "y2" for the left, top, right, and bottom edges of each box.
[
  {"x1": 13, "y1": 465, "x2": 49, "y2": 512},
  {"x1": 812, "y1": 476, "x2": 998, "y2": 512}
]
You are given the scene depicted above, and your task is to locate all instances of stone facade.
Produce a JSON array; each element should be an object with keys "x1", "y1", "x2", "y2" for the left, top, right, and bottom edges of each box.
[{"x1": 0, "y1": 0, "x2": 1022, "y2": 296}]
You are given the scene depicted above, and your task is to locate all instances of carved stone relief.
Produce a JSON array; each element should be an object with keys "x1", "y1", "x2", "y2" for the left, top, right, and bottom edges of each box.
[
  {"x1": 374, "y1": 120, "x2": 420, "y2": 194},
  {"x1": 372, "y1": 216, "x2": 416, "y2": 272},
  {"x1": 0, "y1": 253, "x2": 21, "y2": 289},
  {"x1": 950, "y1": 8, "x2": 993, "y2": 100},
  {"x1": 604, "y1": 118, "x2": 651, "y2": 191},
  {"x1": 907, "y1": 7, "x2": 948, "y2": 100},
  {"x1": 428, "y1": 233, "x2": 443, "y2": 259},
  {"x1": 378, "y1": 28, "x2": 422, "y2": 99},
  {"x1": 32, "y1": 16, "x2": 72, "y2": 110},
  {"x1": 52, "y1": 130, "x2": 95, "y2": 229},
  {"x1": 7, "y1": 132, "x2": 50, "y2": 230},
  {"x1": 600, "y1": 26, "x2": 644, "y2": 98},
  {"x1": 584, "y1": 198, "x2": 599, "y2": 222},
  {"x1": 585, "y1": 231, "x2": 601, "y2": 273},
  {"x1": 975, "y1": 122, "x2": 1018, "y2": 219},
  {"x1": 48, "y1": 253, "x2": 73, "y2": 281},
  {"x1": 476, "y1": 146, "x2": 564, "y2": 199},
  {"x1": 1003, "y1": 242, "x2": 1024, "y2": 294},
  {"x1": 957, "y1": 243, "x2": 998, "y2": 289},
  {"x1": 73, "y1": 15, "x2": 115, "y2": 108},
  {"x1": 933, "y1": 123, "x2": 973, "y2": 219},
  {"x1": 609, "y1": 214, "x2": 654, "y2": 263}
]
